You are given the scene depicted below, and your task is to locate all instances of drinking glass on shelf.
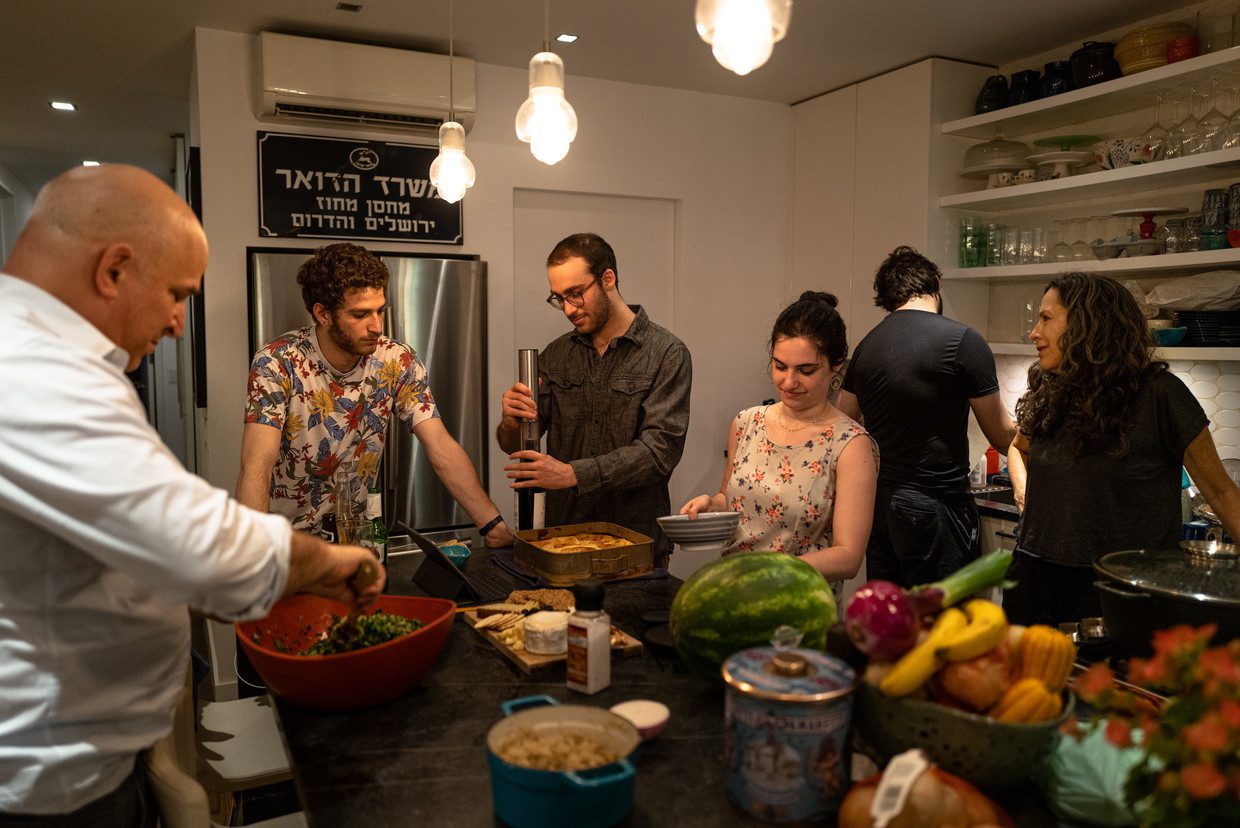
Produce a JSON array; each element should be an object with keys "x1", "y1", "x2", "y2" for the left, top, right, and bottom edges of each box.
[
  {"x1": 1018, "y1": 229, "x2": 1034, "y2": 264},
  {"x1": 1070, "y1": 218, "x2": 1092, "y2": 260},
  {"x1": 1168, "y1": 90, "x2": 1199, "y2": 158},
  {"x1": 1200, "y1": 80, "x2": 1230, "y2": 152},
  {"x1": 1032, "y1": 226, "x2": 1049, "y2": 263},
  {"x1": 1140, "y1": 90, "x2": 1172, "y2": 162},
  {"x1": 1001, "y1": 227, "x2": 1020, "y2": 265},
  {"x1": 1051, "y1": 219, "x2": 1073, "y2": 262}
]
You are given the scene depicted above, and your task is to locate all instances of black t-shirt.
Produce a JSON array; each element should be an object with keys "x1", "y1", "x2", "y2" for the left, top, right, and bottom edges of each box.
[
  {"x1": 1016, "y1": 370, "x2": 1208, "y2": 567},
  {"x1": 841, "y1": 309, "x2": 999, "y2": 492}
]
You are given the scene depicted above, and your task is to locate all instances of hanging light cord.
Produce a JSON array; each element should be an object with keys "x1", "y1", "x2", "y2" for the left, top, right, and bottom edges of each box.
[
  {"x1": 543, "y1": 0, "x2": 550, "y2": 52},
  {"x1": 447, "y1": 0, "x2": 456, "y2": 122}
]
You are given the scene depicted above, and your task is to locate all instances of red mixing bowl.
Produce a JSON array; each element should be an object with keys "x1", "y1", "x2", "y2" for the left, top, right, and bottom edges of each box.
[{"x1": 236, "y1": 593, "x2": 455, "y2": 711}]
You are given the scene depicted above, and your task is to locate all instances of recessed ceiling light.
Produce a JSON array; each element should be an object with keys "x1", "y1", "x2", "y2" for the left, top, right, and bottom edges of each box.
[
  {"x1": 81, "y1": 160, "x2": 100, "y2": 167},
  {"x1": 556, "y1": 33, "x2": 578, "y2": 43},
  {"x1": 50, "y1": 101, "x2": 76, "y2": 111}
]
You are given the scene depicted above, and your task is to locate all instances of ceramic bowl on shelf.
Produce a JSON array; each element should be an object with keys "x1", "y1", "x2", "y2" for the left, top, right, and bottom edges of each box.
[
  {"x1": 1124, "y1": 239, "x2": 1162, "y2": 256},
  {"x1": 1115, "y1": 21, "x2": 1195, "y2": 76},
  {"x1": 1092, "y1": 241, "x2": 1125, "y2": 259},
  {"x1": 1092, "y1": 138, "x2": 1152, "y2": 169},
  {"x1": 1154, "y1": 326, "x2": 1189, "y2": 346}
]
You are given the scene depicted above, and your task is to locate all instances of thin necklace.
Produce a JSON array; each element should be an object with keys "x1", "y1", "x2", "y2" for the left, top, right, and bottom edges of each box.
[{"x1": 777, "y1": 403, "x2": 830, "y2": 433}]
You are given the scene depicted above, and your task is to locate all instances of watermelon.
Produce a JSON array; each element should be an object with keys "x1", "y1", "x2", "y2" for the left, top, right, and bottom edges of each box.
[{"x1": 669, "y1": 552, "x2": 836, "y2": 680}]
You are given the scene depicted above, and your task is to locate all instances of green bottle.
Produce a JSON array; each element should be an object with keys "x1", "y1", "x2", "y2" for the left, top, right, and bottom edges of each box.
[{"x1": 359, "y1": 485, "x2": 388, "y2": 565}]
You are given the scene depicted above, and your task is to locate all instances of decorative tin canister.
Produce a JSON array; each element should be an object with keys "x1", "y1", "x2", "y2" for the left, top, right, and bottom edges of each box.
[{"x1": 722, "y1": 647, "x2": 857, "y2": 823}]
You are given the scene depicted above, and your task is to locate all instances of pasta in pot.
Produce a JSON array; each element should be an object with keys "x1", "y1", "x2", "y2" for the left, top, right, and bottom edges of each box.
[{"x1": 495, "y1": 728, "x2": 620, "y2": 771}]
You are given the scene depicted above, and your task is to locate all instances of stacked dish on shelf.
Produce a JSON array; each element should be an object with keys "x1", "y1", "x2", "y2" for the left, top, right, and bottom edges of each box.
[
  {"x1": 1115, "y1": 21, "x2": 1196, "y2": 75},
  {"x1": 959, "y1": 137, "x2": 1033, "y2": 188}
]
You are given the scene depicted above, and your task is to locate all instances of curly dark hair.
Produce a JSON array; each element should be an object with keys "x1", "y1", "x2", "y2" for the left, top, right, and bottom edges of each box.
[
  {"x1": 873, "y1": 245, "x2": 941, "y2": 312},
  {"x1": 546, "y1": 233, "x2": 619, "y2": 287},
  {"x1": 769, "y1": 291, "x2": 848, "y2": 367},
  {"x1": 296, "y1": 243, "x2": 389, "y2": 314},
  {"x1": 1015, "y1": 272, "x2": 1165, "y2": 457}
]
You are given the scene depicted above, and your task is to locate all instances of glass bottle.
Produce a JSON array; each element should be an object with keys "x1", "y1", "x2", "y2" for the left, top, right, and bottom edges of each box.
[
  {"x1": 358, "y1": 485, "x2": 388, "y2": 565},
  {"x1": 566, "y1": 580, "x2": 611, "y2": 695}
]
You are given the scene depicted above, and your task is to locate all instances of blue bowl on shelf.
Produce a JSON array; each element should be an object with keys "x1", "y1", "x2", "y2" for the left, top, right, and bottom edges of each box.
[
  {"x1": 440, "y1": 542, "x2": 471, "y2": 568},
  {"x1": 1153, "y1": 326, "x2": 1187, "y2": 346}
]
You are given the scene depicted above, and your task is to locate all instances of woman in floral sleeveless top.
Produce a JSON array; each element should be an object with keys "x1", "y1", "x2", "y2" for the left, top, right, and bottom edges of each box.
[{"x1": 680, "y1": 292, "x2": 878, "y2": 602}]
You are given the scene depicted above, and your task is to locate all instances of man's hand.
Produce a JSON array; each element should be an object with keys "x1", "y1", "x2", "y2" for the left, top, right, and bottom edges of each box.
[
  {"x1": 500, "y1": 382, "x2": 538, "y2": 432},
  {"x1": 287, "y1": 534, "x2": 387, "y2": 607},
  {"x1": 504, "y1": 450, "x2": 577, "y2": 491},
  {"x1": 484, "y1": 521, "x2": 516, "y2": 549}
]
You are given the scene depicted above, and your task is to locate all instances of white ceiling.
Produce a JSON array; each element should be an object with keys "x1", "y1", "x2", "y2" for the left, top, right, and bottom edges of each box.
[{"x1": 0, "y1": 0, "x2": 1198, "y2": 194}]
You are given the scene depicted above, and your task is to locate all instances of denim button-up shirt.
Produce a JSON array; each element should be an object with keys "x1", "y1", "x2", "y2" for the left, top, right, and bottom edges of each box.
[{"x1": 537, "y1": 306, "x2": 692, "y2": 557}]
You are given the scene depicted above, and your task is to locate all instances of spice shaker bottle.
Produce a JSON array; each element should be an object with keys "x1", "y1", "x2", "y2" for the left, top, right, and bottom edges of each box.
[{"x1": 567, "y1": 580, "x2": 611, "y2": 694}]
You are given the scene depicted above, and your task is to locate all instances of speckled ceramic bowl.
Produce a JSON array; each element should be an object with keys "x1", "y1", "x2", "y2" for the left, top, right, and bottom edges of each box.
[{"x1": 853, "y1": 683, "x2": 1075, "y2": 791}]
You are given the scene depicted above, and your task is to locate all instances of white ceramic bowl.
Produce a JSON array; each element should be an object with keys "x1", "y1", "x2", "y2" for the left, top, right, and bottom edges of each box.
[
  {"x1": 1092, "y1": 241, "x2": 1125, "y2": 259},
  {"x1": 1124, "y1": 239, "x2": 1162, "y2": 256},
  {"x1": 657, "y1": 512, "x2": 740, "y2": 544},
  {"x1": 609, "y1": 700, "x2": 670, "y2": 741}
]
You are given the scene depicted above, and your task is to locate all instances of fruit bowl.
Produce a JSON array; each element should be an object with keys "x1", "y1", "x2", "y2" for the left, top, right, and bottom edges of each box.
[
  {"x1": 853, "y1": 682, "x2": 1076, "y2": 791},
  {"x1": 236, "y1": 593, "x2": 455, "y2": 711}
]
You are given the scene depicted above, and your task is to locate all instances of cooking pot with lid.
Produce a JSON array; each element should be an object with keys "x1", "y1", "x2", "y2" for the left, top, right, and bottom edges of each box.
[
  {"x1": 1093, "y1": 540, "x2": 1240, "y2": 657},
  {"x1": 486, "y1": 695, "x2": 640, "y2": 828}
]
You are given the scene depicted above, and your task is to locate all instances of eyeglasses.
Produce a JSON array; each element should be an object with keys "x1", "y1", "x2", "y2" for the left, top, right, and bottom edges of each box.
[{"x1": 545, "y1": 275, "x2": 601, "y2": 310}]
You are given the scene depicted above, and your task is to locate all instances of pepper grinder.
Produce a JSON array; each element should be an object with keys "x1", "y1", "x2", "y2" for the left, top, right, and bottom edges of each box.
[{"x1": 516, "y1": 349, "x2": 542, "y2": 530}]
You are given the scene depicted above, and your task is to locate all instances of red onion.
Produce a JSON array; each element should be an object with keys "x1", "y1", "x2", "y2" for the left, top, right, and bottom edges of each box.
[{"x1": 843, "y1": 580, "x2": 919, "y2": 661}]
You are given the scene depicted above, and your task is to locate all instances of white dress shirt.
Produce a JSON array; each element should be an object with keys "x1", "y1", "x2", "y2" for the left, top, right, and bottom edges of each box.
[{"x1": 0, "y1": 274, "x2": 292, "y2": 814}]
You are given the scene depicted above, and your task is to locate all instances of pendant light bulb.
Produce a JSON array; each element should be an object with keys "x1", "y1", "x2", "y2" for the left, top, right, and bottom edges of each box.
[
  {"x1": 430, "y1": 121, "x2": 475, "y2": 204},
  {"x1": 695, "y1": 0, "x2": 792, "y2": 76},
  {"x1": 514, "y1": 52, "x2": 578, "y2": 165}
]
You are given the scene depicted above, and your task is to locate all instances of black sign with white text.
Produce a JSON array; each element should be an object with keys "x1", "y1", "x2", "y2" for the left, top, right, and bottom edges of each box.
[{"x1": 257, "y1": 131, "x2": 462, "y2": 244}]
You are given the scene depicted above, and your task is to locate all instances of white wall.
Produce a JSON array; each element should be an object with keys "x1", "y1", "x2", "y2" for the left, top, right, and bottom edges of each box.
[
  {"x1": 0, "y1": 160, "x2": 35, "y2": 264},
  {"x1": 191, "y1": 26, "x2": 792, "y2": 524}
]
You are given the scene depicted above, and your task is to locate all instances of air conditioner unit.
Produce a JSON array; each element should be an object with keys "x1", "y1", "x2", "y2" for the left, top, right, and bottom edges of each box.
[{"x1": 257, "y1": 32, "x2": 475, "y2": 136}]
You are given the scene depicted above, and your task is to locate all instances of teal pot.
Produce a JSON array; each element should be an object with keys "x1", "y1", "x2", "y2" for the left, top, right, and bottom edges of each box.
[{"x1": 486, "y1": 695, "x2": 640, "y2": 828}]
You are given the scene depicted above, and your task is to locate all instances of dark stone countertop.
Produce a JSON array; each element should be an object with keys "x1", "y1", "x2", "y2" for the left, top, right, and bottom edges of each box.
[{"x1": 272, "y1": 547, "x2": 1069, "y2": 827}]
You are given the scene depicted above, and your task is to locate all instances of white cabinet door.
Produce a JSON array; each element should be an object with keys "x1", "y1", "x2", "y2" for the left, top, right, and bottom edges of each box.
[{"x1": 980, "y1": 514, "x2": 1018, "y2": 555}]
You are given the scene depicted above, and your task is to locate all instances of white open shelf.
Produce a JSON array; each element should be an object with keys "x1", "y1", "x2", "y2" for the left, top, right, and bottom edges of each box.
[
  {"x1": 942, "y1": 47, "x2": 1240, "y2": 139},
  {"x1": 941, "y1": 148, "x2": 1240, "y2": 211},
  {"x1": 942, "y1": 247, "x2": 1240, "y2": 281},
  {"x1": 987, "y1": 342, "x2": 1240, "y2": 361}
]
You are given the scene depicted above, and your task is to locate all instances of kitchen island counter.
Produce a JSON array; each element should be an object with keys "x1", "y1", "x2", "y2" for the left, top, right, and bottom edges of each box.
[{"x1": 271, "y1": 547, "x2": 1066, "y2": 826}]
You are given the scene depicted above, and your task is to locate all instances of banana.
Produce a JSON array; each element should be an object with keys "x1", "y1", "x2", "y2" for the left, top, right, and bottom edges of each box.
[
  {"x1": 879, "y1": 607, "x2": 968, "y2": 697},
  {"x1": 934, "y1": 599, "x2": 1008, "y2": 662}
]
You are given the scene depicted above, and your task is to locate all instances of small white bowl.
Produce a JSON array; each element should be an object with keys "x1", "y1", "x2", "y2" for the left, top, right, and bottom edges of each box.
[{"x1": 609, "y1": 699, "x2": 669, "y2": 741}]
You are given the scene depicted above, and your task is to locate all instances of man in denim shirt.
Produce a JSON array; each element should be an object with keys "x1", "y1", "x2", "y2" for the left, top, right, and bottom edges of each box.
[{"x1": 498, "y1": 233, "x2": 692, "y2": 567}]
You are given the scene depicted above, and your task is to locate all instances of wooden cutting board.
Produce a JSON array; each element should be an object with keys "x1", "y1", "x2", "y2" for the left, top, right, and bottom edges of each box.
[{"x1": 462, "y1": 611, "x2": 642, "y2": 674}]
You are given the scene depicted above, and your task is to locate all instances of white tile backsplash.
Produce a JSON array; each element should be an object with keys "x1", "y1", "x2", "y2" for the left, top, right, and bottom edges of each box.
[{"x1": 994, "y1": 355, "x2": 1240, "y2": 461}]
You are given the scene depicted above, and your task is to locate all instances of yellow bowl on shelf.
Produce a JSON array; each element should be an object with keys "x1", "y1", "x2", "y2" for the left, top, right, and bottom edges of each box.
[{"x1": 1116, "y1": 21, "x2": 1195, "y2": 75}]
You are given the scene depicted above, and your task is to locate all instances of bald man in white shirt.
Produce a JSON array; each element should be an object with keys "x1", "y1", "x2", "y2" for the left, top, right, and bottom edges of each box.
[{"x1": 0, "y1": 164, "x2": 383, "y2": 824}]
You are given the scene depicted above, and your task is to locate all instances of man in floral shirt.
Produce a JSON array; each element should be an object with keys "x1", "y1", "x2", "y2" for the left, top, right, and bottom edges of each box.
[{"x1": 237, "y1": 243, "x2": 513, "y2": 549}]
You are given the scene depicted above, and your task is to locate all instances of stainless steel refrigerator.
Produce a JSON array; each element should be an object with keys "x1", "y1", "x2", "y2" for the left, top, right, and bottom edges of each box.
[{"x1": 247, "y1": 248, "x2": 487, "y2": 533}]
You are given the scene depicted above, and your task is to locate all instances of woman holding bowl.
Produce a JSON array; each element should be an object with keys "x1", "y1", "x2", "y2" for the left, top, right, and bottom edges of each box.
[
  {"x1": 680, "y1": 291, "x2": 878, "y2": 602},
  {"x1": 1006, "y1": 272, "x2": 1240, "y2": 625}
]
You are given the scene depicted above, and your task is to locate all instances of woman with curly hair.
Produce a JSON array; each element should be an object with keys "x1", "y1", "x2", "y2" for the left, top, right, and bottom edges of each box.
[{"x1": 1005, "y1": 273, "x2": 1240, "y2": 625}]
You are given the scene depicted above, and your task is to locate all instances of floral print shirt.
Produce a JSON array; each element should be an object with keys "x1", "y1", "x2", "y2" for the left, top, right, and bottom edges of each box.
[
  {"x1": 245, "y1": 326, "x2": 438, "y2": 533},
  {"x1": 724, "y1": 405, "x2": 878, "y2": 601}
]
